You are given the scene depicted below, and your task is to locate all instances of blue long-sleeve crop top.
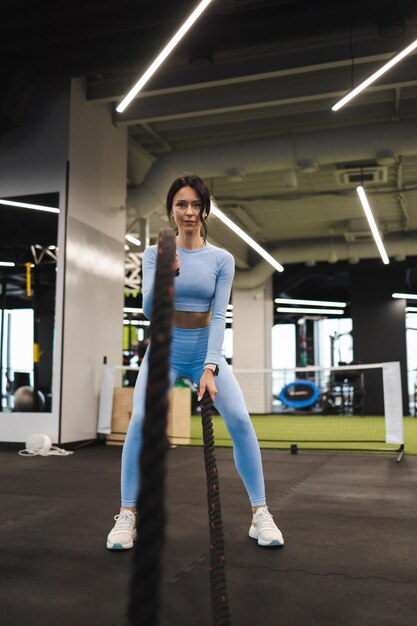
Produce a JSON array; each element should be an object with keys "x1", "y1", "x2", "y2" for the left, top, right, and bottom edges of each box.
[{"x1": 142, "y1": 241, "x2": 234, "y2": 366}]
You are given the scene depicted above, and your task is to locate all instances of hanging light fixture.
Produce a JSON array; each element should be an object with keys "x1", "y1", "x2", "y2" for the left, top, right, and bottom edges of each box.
[
  {"x1": 356, "y1": 186, "x2": 389, "y2": 265},
  {"x1": 117, "y1": 0, "x2": 215, "y2": 112},
  {"x1": 0, "y1": 199, "x2": 59, "y2": 214},
  {"x1": 332, "y1": 37, "x2": 417, "y2": 111},
  {"x1": 210, "y1": 202, "x2": 284, "y2": 272}
]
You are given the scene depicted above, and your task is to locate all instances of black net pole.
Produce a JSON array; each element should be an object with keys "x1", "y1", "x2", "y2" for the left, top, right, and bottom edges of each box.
[
  {"x1": 0, "y1": 279, "x2": 7, "y2": 412},
  {"x1": 199, "y1": 391, "x2": 231, "y2": 626},
  {"x1": 32, "y1": 264, "x2": 40, "y2": 411},
  {"x1": 128, "y1": 228, "x2": 176, "y2": 626}
]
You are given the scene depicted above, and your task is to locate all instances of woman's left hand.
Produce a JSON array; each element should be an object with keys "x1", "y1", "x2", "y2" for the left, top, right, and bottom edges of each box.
[{"x1": 198, "y1": 369, "x2": 217, "y2": 404}]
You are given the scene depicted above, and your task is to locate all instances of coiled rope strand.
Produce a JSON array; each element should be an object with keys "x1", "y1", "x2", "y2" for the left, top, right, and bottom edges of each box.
[
  {"x1": 128, "y1": 228, "x2": 176, "y2": 626},
  {"x1": 127, "y1": 227, "x2": 231, "y2": 626},
  {"x1": 200, "y1": 391, "x2": 231, "y2": 626}
]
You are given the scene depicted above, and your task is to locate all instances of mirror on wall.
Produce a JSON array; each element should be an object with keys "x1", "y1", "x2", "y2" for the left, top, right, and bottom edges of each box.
[{"x1": 0, "y1": 192, "x2": 59, "y2": 412}]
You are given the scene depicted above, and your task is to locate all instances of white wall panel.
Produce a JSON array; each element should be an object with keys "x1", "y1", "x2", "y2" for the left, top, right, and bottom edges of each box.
[
  {"x1": 60, "y1": 218, "x2": 125, "y2": 442},
  {"x1": 60, "y1": 78, "x2": 127, "y2": 443},
  {"x1": 68, "y1": 78, "x2": 127, "y2": 241},
  {"x1": 232, "y1": 278, "x2": 273, "y2": 413},
  {"x1": 0, "y1": 82, "x2": 70, "y2": 443},
  {"x1": 0, "y1": 82, "x2": 70, "y2": 197}
]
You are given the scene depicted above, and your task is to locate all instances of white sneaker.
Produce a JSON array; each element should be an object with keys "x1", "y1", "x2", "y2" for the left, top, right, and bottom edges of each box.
[
  {"x1": 249, "y1": 507, "x2": 284, "y2": 547},
  {"x1": 106, "y1": 510, "x2": 137, "y2": 550}
]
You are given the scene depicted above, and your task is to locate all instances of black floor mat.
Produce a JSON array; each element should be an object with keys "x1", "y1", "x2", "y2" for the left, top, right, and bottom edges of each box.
[{"x1": 0, "y1": 445, "x2": 416, "y2": 626}]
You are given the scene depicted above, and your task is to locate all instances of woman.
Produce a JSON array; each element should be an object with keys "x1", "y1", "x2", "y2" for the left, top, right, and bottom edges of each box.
[{"x1": 107, "y1": 174, "x2": 284, "y2": 550}]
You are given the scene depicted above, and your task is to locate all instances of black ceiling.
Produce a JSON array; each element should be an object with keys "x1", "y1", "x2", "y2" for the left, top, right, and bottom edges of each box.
[
  {"x1": 0, "y1": 193, "x2": 59, "y2": 305},
  {"x1": 2, "y1": 0, "x2": 417, "y2": 308},
  {"x1": 0, "y1": 0, "x2": 415, "y2": 138},
  {"x1": 1, "y1": 1, "x2": 417, "y2": 81},
  {"x1": 0, "y1": 193, "x2": 59, "y2": 258},
  {"x1": 0, "y1": 1, "x2": 415, "y2": 139}
]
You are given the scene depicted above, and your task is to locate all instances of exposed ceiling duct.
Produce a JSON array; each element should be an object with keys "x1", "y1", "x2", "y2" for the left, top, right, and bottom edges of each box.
[
  {"x1": 127, "y1": 119, "x2": 417, "y2": 218},
  {"x1": 126, "y1": 119, "x2": 417, "y2": 287},
  {"x1": 232, "y1": 235, "x2": 417, "y2": 289}
]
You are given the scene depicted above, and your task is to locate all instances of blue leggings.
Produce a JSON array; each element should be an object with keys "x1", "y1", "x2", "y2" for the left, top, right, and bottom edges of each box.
[{"x1": 121, "y1": 326, "x2": 266, "y2": 508}]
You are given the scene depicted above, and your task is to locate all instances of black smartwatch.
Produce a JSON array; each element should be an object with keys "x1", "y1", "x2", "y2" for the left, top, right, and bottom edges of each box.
[{"x1": 204, "y1": 364, "x2": 219, "y2": 376}]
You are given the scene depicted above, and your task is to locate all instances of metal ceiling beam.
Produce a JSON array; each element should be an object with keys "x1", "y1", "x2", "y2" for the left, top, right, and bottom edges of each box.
[
  {"x1": 112, "y1": 60, "x2": 417, "y2": 125},
  {"x1": 87, "y1": 42, "x2": 417, "y2": 104},
  {"x1": 140, "y1": 123, "x2": 172, "y2": 152}
]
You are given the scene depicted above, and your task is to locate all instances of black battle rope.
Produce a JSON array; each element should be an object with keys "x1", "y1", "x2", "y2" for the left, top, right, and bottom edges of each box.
[
  {"x1": 199, "y1": 390, "x2": 231, "y2": 626},
  {"x1": 128, "y1": 228, "x2": 176, "y2": 626}
]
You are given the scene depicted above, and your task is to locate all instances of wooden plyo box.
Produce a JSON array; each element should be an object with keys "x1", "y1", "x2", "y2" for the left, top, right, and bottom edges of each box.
[
  {"x1": 167, "y1": 387, "x2": 192, "y2": 446},
  {"x1": 105, "y1": 386, "x2": 191, "y2": 446}
]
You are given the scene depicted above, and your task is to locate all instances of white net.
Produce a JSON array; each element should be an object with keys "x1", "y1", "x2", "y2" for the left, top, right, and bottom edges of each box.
[
  {"x1": 233, "y1": 362, "x2": 404, "y2": 450},
  {"x1": 98, "y1": 362, "x2": 404, "y2": 455}
]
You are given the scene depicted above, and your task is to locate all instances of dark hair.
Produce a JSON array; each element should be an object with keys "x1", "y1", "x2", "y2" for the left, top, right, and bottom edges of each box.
[{"x1": 166, "y1": 173, "x2": 211, "y2": 240}]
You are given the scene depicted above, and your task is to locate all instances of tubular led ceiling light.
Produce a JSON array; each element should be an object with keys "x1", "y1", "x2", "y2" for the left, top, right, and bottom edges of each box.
[
  {"x1": 275, "y1": 298, "x2": 347, "y2": 307},
  {"x1": 392, "y1": 292, "x2": 417, "y2": 300},
  {"x1": 116, "y1": 0, "x2": 215, "y2": 113},
  {"x1": 406, "y1": 307, "x2": 417, "y2": 312},
  {"x1": 356, "y1": 186, "x2": 389, "y2": 265},
  {"x1": 125, "y1": 234, "x2": 141, "y2": 246},
  {"x1": 332, "y1": 37, "x2": 417, "y2": 111},
  {"x1": 0, "y1": 261, "x2": 15, "y2": 267},
  {"x1": 211, "y1": 202, "x2": 284, "y2": 272},
  {"x1": 0, "y1": 199, "x2": 60, "y2": 214},
  {"x1": 277, "y1": 307, "x2": 344, "y2": 315}
]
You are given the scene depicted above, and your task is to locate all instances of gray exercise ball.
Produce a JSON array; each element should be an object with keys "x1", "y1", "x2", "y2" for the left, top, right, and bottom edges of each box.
[{"x1": 14, "y1": 386, "x2": 46, "y2": 412}]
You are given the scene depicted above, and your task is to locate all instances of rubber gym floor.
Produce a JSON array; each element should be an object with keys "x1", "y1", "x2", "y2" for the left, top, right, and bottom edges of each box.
[{"x1": 1, "y1": 444, "x2": 416, "y2": 626}]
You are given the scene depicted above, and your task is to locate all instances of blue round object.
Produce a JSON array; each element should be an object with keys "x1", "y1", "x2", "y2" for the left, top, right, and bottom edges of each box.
[{"x1": 278, "y1": 379, "x2": 321, "y2": 409}]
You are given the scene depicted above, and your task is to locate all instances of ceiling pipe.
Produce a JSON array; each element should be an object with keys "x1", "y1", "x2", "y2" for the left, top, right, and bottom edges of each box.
[
  {"x1": 126, "y1": 119, "x2": 417, "y2": 287},
  {"x1": 127, "y1": 119, "x2": 417, "y2": 219},
  {"x1": 232, "y1": 235, "x2": 417, "y2": 289}
]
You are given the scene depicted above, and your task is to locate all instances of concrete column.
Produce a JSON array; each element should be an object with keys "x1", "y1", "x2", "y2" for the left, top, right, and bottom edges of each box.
[
  {"x1": 350, "y1": 266, "x2": 409, "y2": 415},
  {"x1": 60, "y1": 78, "x2": 127, "y2": 443},
  {"x1": 0, "y1": 78, "x2": 128, "y2": 444},
  {"x1": 232, "y1": 277, "x2": 273, "y2": 413}
]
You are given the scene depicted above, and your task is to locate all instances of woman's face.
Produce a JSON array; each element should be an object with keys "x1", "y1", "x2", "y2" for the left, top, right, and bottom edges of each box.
[{"x1": 172, "y1": 186, "x2": 205, "y2": 234}]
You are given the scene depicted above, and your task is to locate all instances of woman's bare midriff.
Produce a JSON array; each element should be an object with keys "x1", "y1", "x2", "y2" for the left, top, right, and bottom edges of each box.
[{"x1": 173, "y1": 310, "x2": 211, "y2": 328}]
